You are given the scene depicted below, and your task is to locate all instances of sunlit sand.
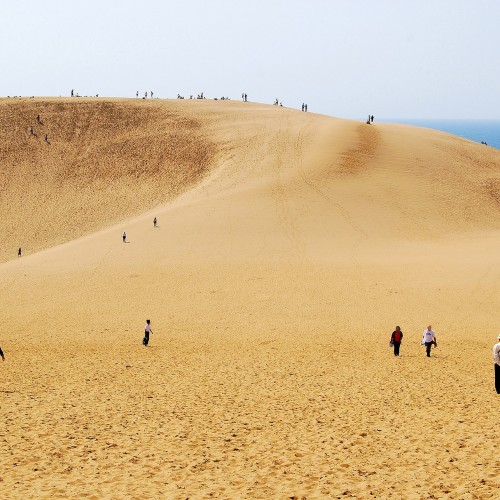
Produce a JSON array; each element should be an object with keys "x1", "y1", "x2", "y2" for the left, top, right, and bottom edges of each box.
[{"x1": 1, "y1": 98, "x2": 499, "y2": 498}]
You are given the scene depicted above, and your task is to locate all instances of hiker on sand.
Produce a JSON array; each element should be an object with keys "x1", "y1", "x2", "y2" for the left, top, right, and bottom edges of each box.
[
  {"x1": 153, "y1": 217, "x2": 157, "y2": 227},
  {"x1": 18, "y1": 247, "x2": 21, "y2": 257},
  {"x1": 494, "y1": 334, "x2": 500, "y2": 394},
  {"x1": 422, "y1": 325, "x2": 437, "y2": 357},
  {"x1": 143, "y1": 319, "x2": 153, "y2": 346},
  {"x1": 390, "y1": 326, "x2": 403, "y2": 356},
  {"x1": 0, "y1": 346, "x2": 4, "y2": 361},
  {"x1": 122, "y1": 231, "x2": 126, "y2": 243}
]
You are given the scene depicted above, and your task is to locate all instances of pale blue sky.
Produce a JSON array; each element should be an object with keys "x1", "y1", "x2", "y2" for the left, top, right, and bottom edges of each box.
[{"x1": 1, "y1": 0, "x2": 498, "y2": 119}]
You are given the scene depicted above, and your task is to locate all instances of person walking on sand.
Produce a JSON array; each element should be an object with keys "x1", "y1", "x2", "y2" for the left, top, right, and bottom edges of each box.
[
  {"x1": 143, "y1": 319, "x2": 152, "y2": 346},
  {"x1": 122, "y1": 231, "x2": 126, "y2": 243},
  {"x1": 390, "y1": 326, "x2": 403, "y2": 356},
  {"x1": 0, "y1": 346, "x2": 4, "y2": 361},
  {"x1": 153, "y1": 217, "x2": 157, "y2": 227},
  {"x1": 422, "y1": 325, "x2": 437, "y2": 357},
  {"x1": 494, "y1": 334, "x2": 500, "y2": 394},
  {"x1": 18, "y1": 247, "x2": 21, "y2": 257}
]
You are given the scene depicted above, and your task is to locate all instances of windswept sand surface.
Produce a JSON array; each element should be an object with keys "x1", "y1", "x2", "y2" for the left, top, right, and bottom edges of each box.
[{"x1": 1, "y1": 98, "x2": 499, "y2": 498}]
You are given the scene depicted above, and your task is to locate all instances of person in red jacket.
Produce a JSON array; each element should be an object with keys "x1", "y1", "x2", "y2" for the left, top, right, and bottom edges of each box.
[{"x1": 390, "y1": 326, "x2": 403, "y2": 356}]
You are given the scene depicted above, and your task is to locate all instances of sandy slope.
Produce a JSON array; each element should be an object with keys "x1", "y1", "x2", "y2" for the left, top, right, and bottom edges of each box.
[{"x1": 1, "y1": 98, "x2": 499, "y2": 498}]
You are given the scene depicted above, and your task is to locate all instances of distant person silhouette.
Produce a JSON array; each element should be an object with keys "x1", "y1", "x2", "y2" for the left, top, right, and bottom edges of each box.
[
  {"x1": 71, "y1": 89, "x2": 74, "y2": 97},
  {"x1": 305, "y1": 104, "x2": 307, "y2": 112},
  {"x1": 122, "y1": 231, "x2": 126, "y2": 243},
  {"x1": 0, "y1": 346, "x2": 4, "y2": 361},
  {"x1": 143, "y1": 319, "x2": 153, "y2": 346},
  {"x1": 371, "y1": 115, "x2": 374, "y2": 123},
  {"x1": 18, "y1": 247, "x2": 21, "y2": 257},
  {"x1": 153, "y1": 217, "x2": 157, "y2": 227}
]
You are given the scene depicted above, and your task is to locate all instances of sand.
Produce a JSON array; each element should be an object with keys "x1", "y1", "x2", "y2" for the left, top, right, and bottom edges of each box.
[{"x1": 0, "y1": 97, "x2": 499, "y2": 498}]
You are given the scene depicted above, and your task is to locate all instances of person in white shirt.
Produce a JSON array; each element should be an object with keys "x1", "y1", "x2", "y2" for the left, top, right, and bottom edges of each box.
[
  {"x1": 143, "y1": 319, "x2": 153, "y2": 347},
  {"x1": 494, "y1": 334, "x2": 500, "y2": 394},
  {"x1": 422, "y1": 325, "x2": 437, "y2": 357}
]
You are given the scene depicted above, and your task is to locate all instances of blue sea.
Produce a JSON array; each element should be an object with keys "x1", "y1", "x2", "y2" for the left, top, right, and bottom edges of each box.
[{"x1": 380, "y1": 119, "x2": 500, "y2": 150}]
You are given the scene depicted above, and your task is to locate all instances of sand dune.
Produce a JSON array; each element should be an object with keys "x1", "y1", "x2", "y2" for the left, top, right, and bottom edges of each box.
[{"x1": 1, "y1": 98, "x2": 499, "y2": 498}]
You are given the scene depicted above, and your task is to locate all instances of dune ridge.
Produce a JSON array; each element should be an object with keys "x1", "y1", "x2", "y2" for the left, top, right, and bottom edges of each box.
[{"x1": 1, "y1": 98, "x2": 500, "y2": 498}]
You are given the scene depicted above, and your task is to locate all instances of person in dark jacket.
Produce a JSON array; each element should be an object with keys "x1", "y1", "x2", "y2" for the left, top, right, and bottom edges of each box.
[{"x1": 390, "y1": 326, "x2": 403, "y2": 356}]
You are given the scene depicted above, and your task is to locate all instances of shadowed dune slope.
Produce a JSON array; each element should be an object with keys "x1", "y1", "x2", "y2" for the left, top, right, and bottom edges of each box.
[
  {"x1": 0, "y1": 98, "x2": 216, "y2": 263},
  {"x1": 1, "y1": 99, "x2": 500, "y2": 498}
]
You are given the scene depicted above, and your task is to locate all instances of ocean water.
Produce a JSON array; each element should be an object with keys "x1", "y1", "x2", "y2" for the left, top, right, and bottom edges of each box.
[{"x1": 381, "y1": 119, "x2": 500, "y2": 150}]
